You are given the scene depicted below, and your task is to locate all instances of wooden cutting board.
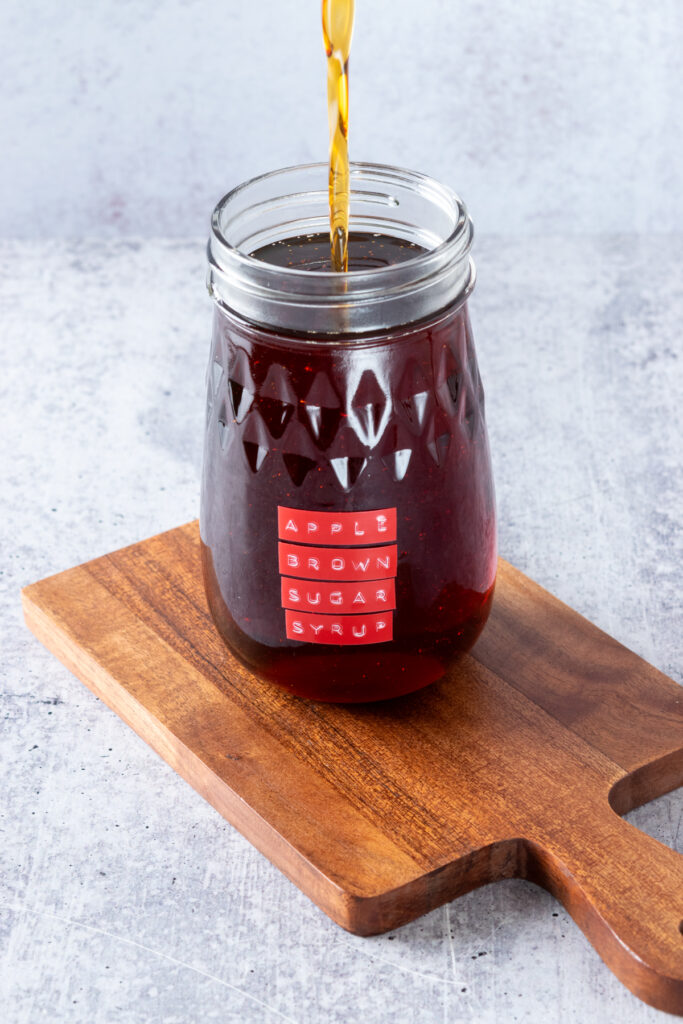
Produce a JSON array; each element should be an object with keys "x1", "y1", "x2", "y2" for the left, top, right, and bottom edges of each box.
[{"x1": 21, "y1": 522, "x2": 683, "y2": 1014}]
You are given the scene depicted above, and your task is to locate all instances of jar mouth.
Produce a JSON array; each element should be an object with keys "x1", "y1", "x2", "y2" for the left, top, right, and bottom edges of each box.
[{"x1": 207, "y1": 162, "x2": 475, "y2": 335}]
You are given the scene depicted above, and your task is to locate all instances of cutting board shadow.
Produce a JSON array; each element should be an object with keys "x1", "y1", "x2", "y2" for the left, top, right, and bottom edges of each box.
[{"x1": 21, "y1": 522, "x2": 683, "y2": 1014}]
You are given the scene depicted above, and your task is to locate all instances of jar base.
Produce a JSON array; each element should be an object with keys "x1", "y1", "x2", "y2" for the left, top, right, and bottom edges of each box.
[
  {"x1": 215, "y1": 631, "x2": 452, "y2": 703},
  {"x1": 202, "y1": 543, "x2": 494, "y2": 703}
]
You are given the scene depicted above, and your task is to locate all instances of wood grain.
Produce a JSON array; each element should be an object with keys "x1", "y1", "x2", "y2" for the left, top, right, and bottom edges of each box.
[{"x1": 21, "y1": 521, "x2": 683, "y2": 1014}]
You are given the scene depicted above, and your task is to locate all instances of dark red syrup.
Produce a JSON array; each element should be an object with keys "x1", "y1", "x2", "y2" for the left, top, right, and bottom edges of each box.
[{"x1": 200, "y1": 232, "x2": 496, "y2": 702}]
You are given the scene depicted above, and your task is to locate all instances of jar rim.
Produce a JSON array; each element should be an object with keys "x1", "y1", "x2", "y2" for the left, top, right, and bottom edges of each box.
[{"x1": 207, "y1": 161, "x2": 475, "y2": 335}]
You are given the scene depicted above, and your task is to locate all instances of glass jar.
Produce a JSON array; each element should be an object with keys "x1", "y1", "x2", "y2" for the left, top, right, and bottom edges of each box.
[{"x1": 201, "y1": 162, "x2": 496, "y2": 702}]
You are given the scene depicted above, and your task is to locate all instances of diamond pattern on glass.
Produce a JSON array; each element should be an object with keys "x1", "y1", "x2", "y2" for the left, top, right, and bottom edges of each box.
[
  {"x1": 396, "y1": 360, "x2": 432, "y2": 434},
  {"x1": 330, "y1": 456, "x2": 368, "y2": 490},
  {"x1": 302, "y1": 372, "x2": 342, "y2": 450},
  {"x1": 379, "y1": 423, "x2": 414, "y2": 482},
  {"x1": 382, "y1": 448, "x2": 412, "y2": 482},
  {"x1": 436, "y1": 346, "x2": 462, "y2": 415},
  {"x1": 241, "y1": 409, "x2": 271, "y2": 474},
  {"x1": 281, "y1": 421, "x2": 320, "y2": 487},
  {"x1": 227, "y1": 347, "x2": 254, "y2": 424},
  {"x1": 425, "y1": 408, "x2": 453, "y2": 466},
  {"x1": 253, "y1": 363, "x2": 296, "y2": 439},
  {"x1": 327, "y1": 423, "x2": 369, "y2": 490},
  {"x1": 207, "y1": 313, "x2": 487, "y2": 487},
  {"x1": 349, "y1": 369, "x2": 389, "y2": 447},
  {"x1": 211, "y1": 360, "x2": 223, "y2": 395},
  {"x1": 217, "y1": 401, "x2": 229, "y2": 451}
]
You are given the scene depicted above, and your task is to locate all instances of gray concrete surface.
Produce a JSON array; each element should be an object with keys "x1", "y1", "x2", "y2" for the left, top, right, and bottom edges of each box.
[
  {"x1": 2, "y1": 0, "x2": 683, "y2": 238},
  {"x1": 1, "y1": 236, "x2": 681, "y2": 1022}
]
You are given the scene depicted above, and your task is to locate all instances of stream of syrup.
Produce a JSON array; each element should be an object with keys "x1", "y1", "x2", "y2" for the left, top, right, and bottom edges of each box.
[{"x1": 322, "y1": 0, "x2": 355, "y2": 271}]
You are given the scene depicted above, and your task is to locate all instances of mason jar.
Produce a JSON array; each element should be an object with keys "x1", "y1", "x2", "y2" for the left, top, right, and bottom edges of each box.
[{"x1": 201, "y1": 162, "x2": 496, "y2": 702}]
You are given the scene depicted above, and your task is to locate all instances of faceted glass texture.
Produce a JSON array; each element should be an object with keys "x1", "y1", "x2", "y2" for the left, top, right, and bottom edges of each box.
[{"x1": 200, "y1": 298, "x2": 497, "y2": 702}]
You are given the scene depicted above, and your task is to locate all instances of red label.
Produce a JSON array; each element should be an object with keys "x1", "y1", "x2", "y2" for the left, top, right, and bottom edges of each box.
[
  {"x1": 285, "y1": 610, "x2": 394, "y2": 645},
  {"x1": 281, "y1": 576, "x2": 396, "y2": 614},
  {"x1": 278, "y1": 506, "x2": 396, "y2": 546},
  {"x1": 277, "y1": 505, "x2": 398, "y2": 647},
  {"x1": 278, "y1": 542, "x2": 397, "y2": 581}
]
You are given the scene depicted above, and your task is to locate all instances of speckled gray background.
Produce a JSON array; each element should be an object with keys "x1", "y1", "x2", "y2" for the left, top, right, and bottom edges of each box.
[
  {"x1": 2, "y1": 0, "x2": 683, "y2": 237},
  {"x1": 2, "y1": 237, "x2": 681, "y2": 1023},
  {"x1": 1, "y1": 1, "x2": 682, "y2": 1022}
]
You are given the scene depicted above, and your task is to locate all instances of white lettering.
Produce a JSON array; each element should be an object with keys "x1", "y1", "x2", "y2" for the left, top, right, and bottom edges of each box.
[
  {"x1": 309, "y1": 624, "x2": 324, "y2": 636},
  {"x1": 352, "y1": 591, "x2": 366, "y2": 605},
  {"x1": 331, "y1": 623, "x2": 343, "y2": 636},
  {"x1": 287, "y1": 554, "x2": 299, "y2": 568},
  {"x1": 376, "y1": 515, "x2": 388, "y2": 533},
  {"x1": 307, "y1": 521, "x2": 318, "y2": 534},
  {"x1": 330, "y1": 591, "x2": 343, "y2": 605},
  {"x1": 352, "y1": 558, "x2": 370, "y2": 573},
  {"x1": 352, "y1": 625, "x2": 367, "y2": 638},
  {"x1": 375, "y1": 588, "x2": 387, "y2": 603},
  {"x1": 376, "y1": 619, "x2": 387, "y2": 631},
  {"x1": 306, "y1": 592, "x2": 321, "y2": 606},
  {"x1": 331, "y1": 522, "x2": 342, "y2": 534},
  {"x1": 292, "y1": 620, "x2": 304, "y2": 635},
  {"x1": 308, "y1": 557, "x2": 320, "y2": 571},
  {"x1": 354, "y1": 521, "x2": 365, "y2": 536},
  {"x1": 376, "y1": 555, "x2": 390, "y2": 570},
  {"x1": 285, "y1": 519, "x2": 298, "y2": 533},
  {"x1": 331, "y1": 558, "x2": 345, "y2": 571},
  {"x1": 288, "y1": 588, "x2": 300, "y2": 603}
]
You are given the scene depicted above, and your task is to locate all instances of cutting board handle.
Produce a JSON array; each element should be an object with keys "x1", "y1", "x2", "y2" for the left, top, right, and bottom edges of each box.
[{"x1": 528, "y1": 801, "x2": 683, "y2": 1015}]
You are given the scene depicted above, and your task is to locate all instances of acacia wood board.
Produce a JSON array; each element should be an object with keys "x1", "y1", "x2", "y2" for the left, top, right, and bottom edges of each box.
[{"x1": 21, "y1": 521, "x2": 683, "y2": 1014}]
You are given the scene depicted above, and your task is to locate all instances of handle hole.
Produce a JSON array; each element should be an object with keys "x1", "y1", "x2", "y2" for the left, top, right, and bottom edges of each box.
[
  {"x1": 679, "y1": 921, "x2": 683, "y2": 937},
  {"x1": 615, "y1": 786, "x2": 683, "y2": 856}
]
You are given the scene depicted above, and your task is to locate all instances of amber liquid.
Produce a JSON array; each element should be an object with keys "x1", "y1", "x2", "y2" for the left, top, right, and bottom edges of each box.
[
  {"x1": 200, "y1": 233, "x2": 497, "y2": 702},
  {"x1": 322, "y1": 0, "x2": 354, "y2": 271}
]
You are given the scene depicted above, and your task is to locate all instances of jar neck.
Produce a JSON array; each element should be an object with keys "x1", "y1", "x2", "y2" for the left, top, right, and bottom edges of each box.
[{"x1": 207, "y1": 162, "x2": 475, "y2": 337}]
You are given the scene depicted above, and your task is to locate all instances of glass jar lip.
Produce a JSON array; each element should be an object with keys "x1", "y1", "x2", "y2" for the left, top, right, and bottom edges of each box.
[
  {"x1": 211, "y1": 160, "x2": 470, "y2": 282},
  {"x1": 207, "y1": 161, "x2": 475, "y2": 335}
]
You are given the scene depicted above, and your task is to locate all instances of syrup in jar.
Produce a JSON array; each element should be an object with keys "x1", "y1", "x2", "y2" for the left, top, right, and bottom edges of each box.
[{"x1": 202, "y1": 175, "x2": 496, "y2": 702}]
